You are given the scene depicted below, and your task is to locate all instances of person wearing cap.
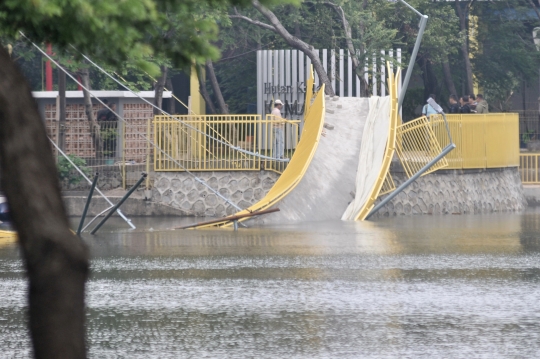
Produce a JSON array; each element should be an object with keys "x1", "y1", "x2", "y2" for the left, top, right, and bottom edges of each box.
[{"x1": 272, "y1": 99, "x2": 285, "y2": 159}]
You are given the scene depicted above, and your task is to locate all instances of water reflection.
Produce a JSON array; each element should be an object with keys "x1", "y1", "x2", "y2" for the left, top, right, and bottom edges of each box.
[{"x1": 1, "y1": 212, "x2": 540, "y2": 358}]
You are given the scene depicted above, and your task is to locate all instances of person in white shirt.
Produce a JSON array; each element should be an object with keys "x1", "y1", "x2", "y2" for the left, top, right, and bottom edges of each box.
[
  {"x1": 271, "y1": 99, "x2": 285, "y2": 159},
  {"x1": 422, "y1": 94, "x2": 438, "y2": 117}
]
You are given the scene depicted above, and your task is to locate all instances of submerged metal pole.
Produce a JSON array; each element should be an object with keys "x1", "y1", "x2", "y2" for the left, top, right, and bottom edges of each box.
[
  {"x1": 366, "y1": 143, "x2": 455, "y2": 220},
  {"x1": 77, "y1": 173, "x2": 99, "y2": 235},
  {"x1": 397, "y1": 2, "x2": 428, "y2": 110},
  {"x1": 91, "y1": 173, "x2": 147, "y2": 235}
]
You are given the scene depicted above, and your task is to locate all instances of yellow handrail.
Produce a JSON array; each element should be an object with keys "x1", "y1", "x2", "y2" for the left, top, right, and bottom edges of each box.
[
  {"x1": 354, "y1": 64, "x2": 400, "y2": 221},
  {"x1": 193, "y1": 66, "x2": 325, "y2": 229}
]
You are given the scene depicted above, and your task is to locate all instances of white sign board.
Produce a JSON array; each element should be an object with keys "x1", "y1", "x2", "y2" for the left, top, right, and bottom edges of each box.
[{"x1": 257, "y1": 49, "x2": 401, "y2": 119}]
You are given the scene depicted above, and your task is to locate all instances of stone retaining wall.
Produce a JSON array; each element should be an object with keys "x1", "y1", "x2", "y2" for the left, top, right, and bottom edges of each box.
[
  {"x1": 371, "y1": 167, "x2": 527, "y2": 218},
  {"x1": 151, "y1": 171, "x2": 280, "y2": 217}
]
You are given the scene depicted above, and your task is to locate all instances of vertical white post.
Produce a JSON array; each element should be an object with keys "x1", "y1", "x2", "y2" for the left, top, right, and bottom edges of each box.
[
  {"x1": 356, "y1": 50, "x2": 361, "y2": 97},
  {"x1": 273, "y1": 50, "x2": 279, "y2": 90},
  {"x1": 322, "y1": 49, "x2": 328, "y2": 78},
  {"x1": 372, "y1": 54, "x2": 377, "y2": 96},
  {"x1": 285, "y1": 50, "x2": 291, "y2": 104},
  {"x1": 299, "y1": 51, "x2": 305, "y2": 88},
  {"x1": 381, "y1": 50, "x2": 386, "y2": 97},
  {"x1": 257, "y1": 51, "x2": 262, "y2": 116},
  {"x1": 397, "y1": 48, "x2": 402, "y2": 116},
  {"x1": 314, "y1": 49, "x2": 320, "y2": 87},
  {"x1": 347, "y1": 52, "x2": 353, "y2": 97},
  {"x1": 298, "y1": 51, "x2": 305, "y2": 129},
  {"x1": 331, "y1": 49, "x2": 336, "y2": 94},
  {"x1": 389, "y1": 49, "x2": 394, "y2": 73},
  {"x1": 339, "y1": 49, "x2": 344, "y2": 97},
  {"x1": 306, "y1": 52, "x2": 312, "y2": 86},
  {"x1": 364, "y1": 54, "x2": 369, "y2": 97},
  {"x1": 292, "y1": 50, "x2": 298, "y2": 111},
  {"x1": 285, "y1": 49, "x2": 292, "y2": 148}
]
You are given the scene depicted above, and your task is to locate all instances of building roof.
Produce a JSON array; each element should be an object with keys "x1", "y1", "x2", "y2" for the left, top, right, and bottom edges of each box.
[{"x1": 32, "y1": 90, "x2": 172, "y2": 99}]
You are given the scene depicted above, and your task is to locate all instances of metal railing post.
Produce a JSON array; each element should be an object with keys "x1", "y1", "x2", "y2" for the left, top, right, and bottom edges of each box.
[
  {"x1": 91, "y1": 172, "x2": 147, "y2": 235},
  {"x1": 77, "y1": 173, "x2": 99, "y2": 235},
  {"x1": 366, "y1": 143, "x2": 456, "y2": 220}
]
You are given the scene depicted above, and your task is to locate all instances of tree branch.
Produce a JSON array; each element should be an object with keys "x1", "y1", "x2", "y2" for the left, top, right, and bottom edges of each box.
[
  {"x1": 250, "y1": 0, "x2": 336, "y2": 96},
  {"x1": 527, "y1": 0, "x2": 540, "y2": 21},
  {"x1": 229, "y1": 8, "x2": 277, "y2": 33}
]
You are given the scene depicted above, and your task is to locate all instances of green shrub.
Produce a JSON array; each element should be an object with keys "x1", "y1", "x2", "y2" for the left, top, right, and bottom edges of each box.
[{"x1": 57, "y1": 154, "x2": 91, "y2": 185}]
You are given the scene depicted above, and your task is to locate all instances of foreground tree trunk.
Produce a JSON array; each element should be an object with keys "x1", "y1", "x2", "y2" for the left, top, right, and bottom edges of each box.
[
  {"x1": 0, "y1": 47, "x2": 89, "y2": 358},
  {"x1": 153, "y1": 65, "x2": 168, "y2": 115},
  {"x1": 79, "y1": 68, "x2": 103, "y2": 159}
]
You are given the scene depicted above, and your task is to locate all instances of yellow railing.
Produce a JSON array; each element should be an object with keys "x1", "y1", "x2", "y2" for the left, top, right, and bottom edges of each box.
[
  {"x1": 353, "y1": 64, "x2": 400, "y2": 221},
  {"x1": 396, "y1": 113, "x2": 519, "y2": 179},
  {"x1": 193, "y1": 66, "x2": 325, "y2": 229},
  {"x1": 520, "y1": 154, "x2": 540, "y2": 184},
  {"x1": 153, "y1": 115, "x2": 299, "y2": 173},
  {"x1": 426, "y1": 113, "x2": 519, "y2": 170},
  {"x1": 396, "y1": 115, "x2": 448, "y2": 178}
]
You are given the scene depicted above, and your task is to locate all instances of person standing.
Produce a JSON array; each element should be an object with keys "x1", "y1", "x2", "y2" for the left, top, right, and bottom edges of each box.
[
  {"x1": 460, "y1": 96, "x2": 472, "y2": 113},
  {"x1": 272, "y1": 99, "x2": 285, "y2": 159},
  {"x1": 96, "y1": 99, "x2": 110, "y2": 122},
  {"x1": 469, "y1": 94, "x2": 478, "y2": 112},
  {"x1": 476, "y1": 94, "x2": 489, "y2": 114},
  {"x1": 101, "y1": 102, "x2": 118, "y2": 158},
  {"x1": 422, "y1": 94, "x2": 438, "y2": 117},
  {"x1": 448, "y1": 94, "x2": 460, "y2": 114}
]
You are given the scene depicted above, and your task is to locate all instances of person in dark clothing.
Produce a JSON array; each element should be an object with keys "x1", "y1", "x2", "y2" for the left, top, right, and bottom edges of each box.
[
  {"x1": 448, "y1": 94, "x2": 460, "y2": 114},
  {"x1": 96, "y1": 99, "x2": 109, "y2": 122},
  {"x1": 469, "y1": 94, "x2": 477, "y2": 112},
  {"x1": 106, "y1": 103, "x2": 118, "y2": 122},
  {"x1": 460, "y1": 96, "x2": 472, "y2": 113},
  {"x1": 100, "y1": 102, "x2": 118, "y2": 158}
]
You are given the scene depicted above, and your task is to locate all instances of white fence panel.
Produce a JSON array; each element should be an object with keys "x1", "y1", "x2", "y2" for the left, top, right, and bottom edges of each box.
[{"x1": 257, "y1": 48, "x2": 402, "y2": 119}]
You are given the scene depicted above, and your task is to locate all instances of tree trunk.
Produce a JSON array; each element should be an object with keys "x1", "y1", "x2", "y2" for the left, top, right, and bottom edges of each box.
[
  {"x1": 79, "y1": 68, "x2": 103, "y2": 159},
  {"x1": 418, "y1": 56, "x2": 439, "y2": 101},
  {"x1": 442, "y1": 58, "x2": 458, "y2": 96},
  {"x1": 153, "y1": 65, "x2": 168, "y2": 115},
  {"x1": 325, "y1": 2, "x2": 367, "y2": 96},
  {"x1": 233, "y1": 1, "x2": 336, "y2": 96},
  {"x1": 206, "y1": 60, "x2": 229, "y2": 114},
  {"x1": 455, "y1": 1, "x2": 474, "y2": 95},
  {"x1": 0, "y1": 45, "x2": 88, "y2": 359},
  {"x1": 166, "y1": 78, "x2": 175, "y2": 114},
  {"x1": 195, "y1": 64, "x2": 216, "y2": 115}
]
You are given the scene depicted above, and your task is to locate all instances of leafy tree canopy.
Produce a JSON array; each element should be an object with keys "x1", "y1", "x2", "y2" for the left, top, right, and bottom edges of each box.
[{"x1": 0, "y1": 0, "x2": 297, "y2": 75}]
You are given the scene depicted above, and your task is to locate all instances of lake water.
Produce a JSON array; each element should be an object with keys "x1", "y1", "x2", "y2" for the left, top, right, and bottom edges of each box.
[{"x1": 2, "y1": 212, "x2": 540, "y2": 358}]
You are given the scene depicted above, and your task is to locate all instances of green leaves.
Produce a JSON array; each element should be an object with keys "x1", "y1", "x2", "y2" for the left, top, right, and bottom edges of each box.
[{"x1": 0, "y1": 0, "x2": 295, "y2": 71}]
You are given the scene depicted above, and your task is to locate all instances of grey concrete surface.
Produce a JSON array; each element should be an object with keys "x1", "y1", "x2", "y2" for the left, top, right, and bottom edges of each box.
[
  {"x1": 523, "y1": 185, "x2": 540, "y2": 206},
  {"x1": 260, "y1": 96, "x2": 371, "y2": 224},
  {"x1": 151, "y1": 171, "x2": 280, "y2": 217},
  {"x1": 371, "y1": 167, "x2": 527, "y2": 217}
]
